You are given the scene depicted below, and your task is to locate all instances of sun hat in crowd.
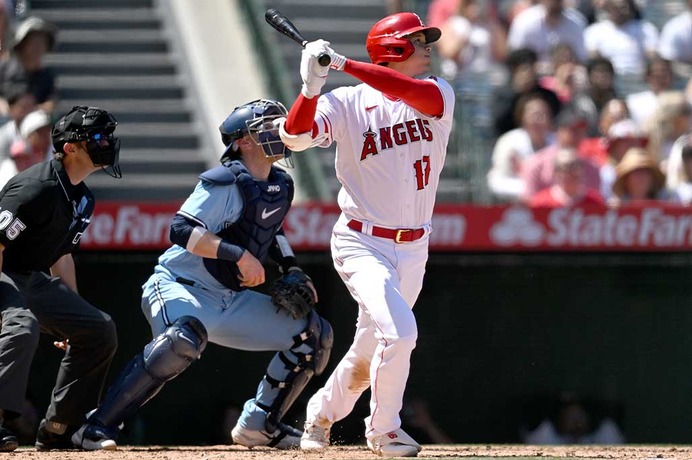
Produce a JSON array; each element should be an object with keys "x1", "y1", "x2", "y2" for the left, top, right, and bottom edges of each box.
[
  {"x1": 12, "y1": 16, "x2": 56, "y2": 51},
  {"x1": 612, "y1": 147, "x2": 665, "y2": 197},
  {"x1": 19, "y1": 109, "x2": 51, "y2": 139}
]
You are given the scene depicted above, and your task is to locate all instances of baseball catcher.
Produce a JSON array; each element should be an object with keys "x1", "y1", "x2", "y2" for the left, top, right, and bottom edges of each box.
[{"x1": 71, "y1": 99, "x2": 333, "y2": 451}]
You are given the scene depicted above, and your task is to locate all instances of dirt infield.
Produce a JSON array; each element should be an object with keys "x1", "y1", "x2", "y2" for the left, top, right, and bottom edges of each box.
[{"x1": 12, "y1": 445, "x2": 692, "y2": 459}]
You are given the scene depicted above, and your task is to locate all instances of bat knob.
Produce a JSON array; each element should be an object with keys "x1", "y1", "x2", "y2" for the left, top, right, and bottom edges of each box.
[{"x1": 317, "y1": 53, "x2": 331, "y2": 67}]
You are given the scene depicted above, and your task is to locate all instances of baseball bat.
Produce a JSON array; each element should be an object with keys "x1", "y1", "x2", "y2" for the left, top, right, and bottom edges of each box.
[{"x1": 265, "y1": 8, "x2": 331, "y2": 67}]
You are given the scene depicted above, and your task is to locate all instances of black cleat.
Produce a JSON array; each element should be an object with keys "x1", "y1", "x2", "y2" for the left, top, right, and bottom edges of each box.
[
  {"x1": 0, "y1": 427, "x2": 18, "y2": 452},
  {"x1": 35, "y1": 419, "x2": 76, "y2": 451}
]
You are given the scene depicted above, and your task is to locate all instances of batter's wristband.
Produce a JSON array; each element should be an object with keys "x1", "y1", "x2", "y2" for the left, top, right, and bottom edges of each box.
[{"x1": 217, "y1": 241, "x2": 244, "y2": 262}]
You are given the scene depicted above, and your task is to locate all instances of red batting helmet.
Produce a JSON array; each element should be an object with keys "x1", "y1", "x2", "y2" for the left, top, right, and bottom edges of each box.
[{"x1": 366, "y1": 12, "x2": 441, "y2": 65}]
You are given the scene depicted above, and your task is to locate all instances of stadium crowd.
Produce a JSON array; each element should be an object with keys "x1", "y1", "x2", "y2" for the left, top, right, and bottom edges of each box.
[
  {"x1": 0, "y1": 0, "x2": 58, "y2": 188},
  {"x1": 426, "y1": 0, "x2": 692, "y2": 207}
]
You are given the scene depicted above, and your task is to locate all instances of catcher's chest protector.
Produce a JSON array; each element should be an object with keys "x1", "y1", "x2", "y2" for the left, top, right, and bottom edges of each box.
[{"x1": 202, "y1": 161, "x2": 294, "y2": 291}]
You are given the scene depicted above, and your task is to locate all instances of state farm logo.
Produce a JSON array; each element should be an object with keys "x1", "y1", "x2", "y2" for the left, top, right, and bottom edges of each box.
[
  {"x1": 490, "y1": 207, "x2": 544, "y2": 246},
  {"x1": 490, "y1": 206, "x2": 692, "y2": 248},
  {"x1": 81, "y1": 206, "x2": 174, "y2": 247}
]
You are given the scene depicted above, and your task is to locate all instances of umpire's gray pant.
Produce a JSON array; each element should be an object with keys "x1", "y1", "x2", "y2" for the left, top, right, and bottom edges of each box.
[{"x1": 0, "y1": 271, "x2": 117, "y2": 430}]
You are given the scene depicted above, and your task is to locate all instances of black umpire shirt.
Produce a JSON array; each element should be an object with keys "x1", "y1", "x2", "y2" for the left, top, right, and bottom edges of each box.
[{"x1": 0, "y1": 158, "x2": 94, "y2": 273}]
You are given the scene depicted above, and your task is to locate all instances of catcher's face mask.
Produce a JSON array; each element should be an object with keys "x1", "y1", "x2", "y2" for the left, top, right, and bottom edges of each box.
[{"x1": 247, "y1": 115, "x2": 293, "y2": 167}]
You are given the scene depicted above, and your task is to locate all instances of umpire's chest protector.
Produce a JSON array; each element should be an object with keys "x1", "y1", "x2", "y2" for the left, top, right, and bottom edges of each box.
[{"x1": 201, "y1": 161, "x2": 294, "y2": 291}]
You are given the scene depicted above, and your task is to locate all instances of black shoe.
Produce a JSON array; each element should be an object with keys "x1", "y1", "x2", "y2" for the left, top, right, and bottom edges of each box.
[
  {"x1": 35, "y1": 419, "x2": 76, "y2": 451},
  {"x1": 0, "y1": 427, "x2": 18, "y2": 452}
]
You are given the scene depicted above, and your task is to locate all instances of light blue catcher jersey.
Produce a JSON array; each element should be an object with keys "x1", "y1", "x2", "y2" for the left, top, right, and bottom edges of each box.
[{"x1": 155, "y1": 180, "x2": 243, "y2": 291}]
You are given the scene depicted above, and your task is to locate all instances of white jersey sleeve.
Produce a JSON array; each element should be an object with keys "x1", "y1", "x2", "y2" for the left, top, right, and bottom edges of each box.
[
  {"x1": 427, "y1": 76, "x2": 455, "y2": 123},
  {"x1": 313, "y1": 87, "x2": 351, "y2": 148}
]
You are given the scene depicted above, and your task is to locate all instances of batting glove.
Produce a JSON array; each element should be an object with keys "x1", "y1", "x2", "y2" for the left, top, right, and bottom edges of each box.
[
  {"x1": 300, "y1": 39, "x2": 331, "y2": 98},
  {"x1": 327, "y1": 47, "x2": 347, "y2": 71}
]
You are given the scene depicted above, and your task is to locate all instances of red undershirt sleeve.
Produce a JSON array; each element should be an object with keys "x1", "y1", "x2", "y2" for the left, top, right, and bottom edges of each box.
[
  {"x1": 343, "y1": 60, "x2": 444, "y2": 117},
  {"x1": 285, "y1": 94, "x2": 319, "y2": 135}
]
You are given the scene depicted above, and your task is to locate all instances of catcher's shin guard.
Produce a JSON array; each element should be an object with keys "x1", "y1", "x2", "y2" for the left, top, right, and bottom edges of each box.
[
  {"x1": 88, "y1": 316, "x2": 208, "y2": 429},
  {"x1": 264, "y1": 310, "x2": 333, "y2": 432}
]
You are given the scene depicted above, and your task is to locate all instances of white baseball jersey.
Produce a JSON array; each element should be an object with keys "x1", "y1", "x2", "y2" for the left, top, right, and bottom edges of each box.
[
  {"x1": 313, "y1": 76, "x2": 456, "y2": 228},
  {"x1": 303, "y1": 76, "x2": 456, "y2": 440}
]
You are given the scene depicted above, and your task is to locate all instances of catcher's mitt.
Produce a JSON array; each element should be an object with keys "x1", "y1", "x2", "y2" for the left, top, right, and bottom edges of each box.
[{"x1": 269, "y1": 269, "x2": 315, "y2": 319}]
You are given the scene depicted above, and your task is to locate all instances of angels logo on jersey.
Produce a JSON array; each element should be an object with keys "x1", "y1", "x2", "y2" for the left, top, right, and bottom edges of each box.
[{"x1": 360, "y1": 118, "x2": 433, "y2": 161}]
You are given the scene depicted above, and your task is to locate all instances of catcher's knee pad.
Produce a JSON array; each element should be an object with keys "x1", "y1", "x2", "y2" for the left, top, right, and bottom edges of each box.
[
  {"x1": 300, "y1": 309, "x2": 333, "y2": 375},
  {"x1": 88, "y1": 316, "x2": 208, "y2": 429},
  {"x1": 263, "y1": 311, "x2": 333, "y2": 432},
  {"x1": 144, "y1": 315, "x2": 208, "y2": 378}
]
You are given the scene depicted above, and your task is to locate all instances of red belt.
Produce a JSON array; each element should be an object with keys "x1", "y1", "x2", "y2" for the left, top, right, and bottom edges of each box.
[{"x1": 347, "y1": 219, "x2": 425, "y2": 243}]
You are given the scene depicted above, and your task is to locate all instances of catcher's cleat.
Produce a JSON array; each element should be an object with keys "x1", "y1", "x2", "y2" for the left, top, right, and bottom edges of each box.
[
  {"x1": 71, "y1": 423, "x2": 117, "y2": 451},
  {"x1": 300, "y1": 420, "x2": 331, "y2": 450},
  {"x1": 231, "y1": 422, "x2": 302, "y2": 449},
  {"x1": 0, "y1": 427, "x2": 17, "y2": 452},
  {"x1": 367, "y1": 428, "x2": 422, "y2": 457}
]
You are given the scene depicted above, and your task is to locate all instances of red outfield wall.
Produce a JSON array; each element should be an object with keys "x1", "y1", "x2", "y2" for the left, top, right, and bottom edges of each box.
[{"x1": 79, "y1": 202, "x2": 692, "y2": 252}]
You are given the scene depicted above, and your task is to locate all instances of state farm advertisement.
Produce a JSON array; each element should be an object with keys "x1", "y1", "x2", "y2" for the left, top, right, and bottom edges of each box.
[{"x1": 80, "y1": 201, "x2": 692, "y2": 252}]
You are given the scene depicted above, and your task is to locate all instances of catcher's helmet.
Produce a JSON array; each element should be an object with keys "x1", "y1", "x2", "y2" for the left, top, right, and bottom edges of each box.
[
  {"x1": 52, "y1": 105, "x2": 121, "y2": 178},
  {"x1": 219, "y1": 99, "x2": 291, "y2": 165},
  {"x1": 366, "y1": 12, "x2": 441, "y2": 65}
]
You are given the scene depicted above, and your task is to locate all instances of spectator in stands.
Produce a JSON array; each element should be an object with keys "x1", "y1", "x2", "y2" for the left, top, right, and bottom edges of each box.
[
  {"x1": 0, "y1": 82, "x2": 35, "y2": 162},
  {"x1": 665, "y1": 135, "x2": 692, "y2": 205},
  {"x1": 488, "y1": 92, "x2": 555, "y2": 202},
  {"x1": 428, "y1": 0, "x2": 459, "y2": 29},
  {"x1": 626, "y1": 57, "x2": 675, "y2": 129},
  {"x1": 521, "y1": 391, "x2": 625, "y2": 444},
  {"x1": 0, "y1": 108, "x2": 51, "y2": 188},
  {"x1": 0, "y1": 16, "x2": 57, "y2": 115},
  {"x1": 580, "y1": 98, "x2": 630, "y2": 165},
  {"x1": 529, "y1": 148, "x2": 604, "y2": 207},
  {"x1": 599, "y1": 118, "x2": 649, "y2": 201},
  {"x1": 572, "y1": 57, "x2": 618, "y2": 129},
  {"x1": 610, "y1": 147, "x2": 678, "y2": 206},
  {"x1": 657, "y1": 0, "x2": 692, "y2": 79},
  {"x1": 492, "y1": 48, "x2": 562, "y2": 136},
  {"x1": 522, "y1": 105, "x2": 600, "y2": 201},
  {"x1": 643, "y1": 91, "x2": 692, "y2": 168},
  {"x1": 504, "y1": 0, "x2": 538, "y2": 25},
  {"x1": 572, "y1": 0, "x2": 599, "y2": 24},
  {"x1": 436, "y1": 0, "x2": 507, "y2": 81},
  {"x1": 584, "y1": 0, "x2": 658, "y2": 77},
  {"x1": 539, "y1": 43, "x2": 587, "y2": 103},
  {"x1": 0, "y1": 0, "x2": 15, "y2": 58},
  {"x1": 507, "y1": 0, "x2": 587, "y2": 71}
]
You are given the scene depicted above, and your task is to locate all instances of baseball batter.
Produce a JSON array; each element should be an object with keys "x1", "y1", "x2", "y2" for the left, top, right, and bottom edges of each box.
[{"x1": 279, "y1": 12, "x2": 455, "y2": 458}]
